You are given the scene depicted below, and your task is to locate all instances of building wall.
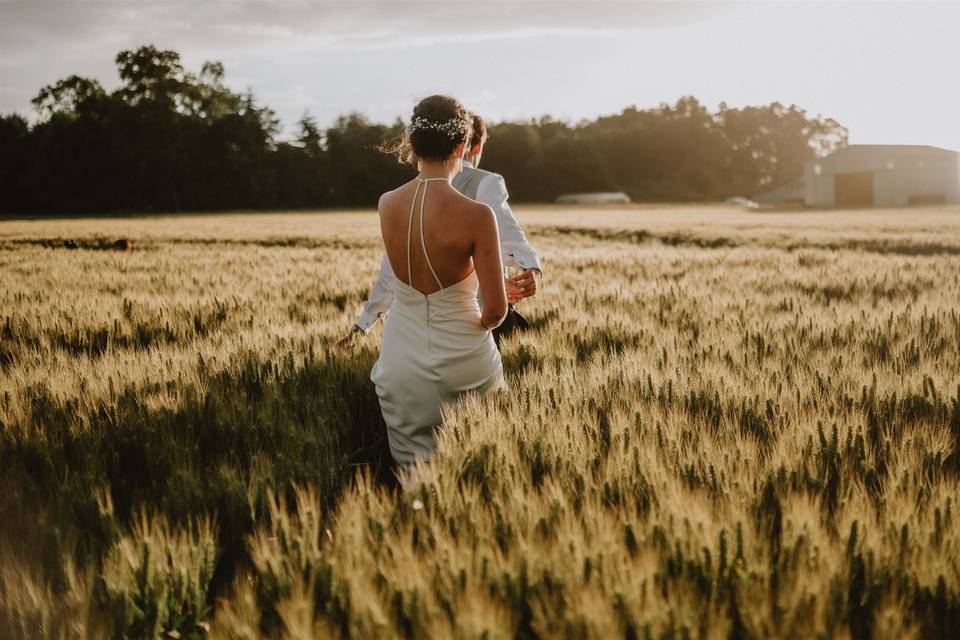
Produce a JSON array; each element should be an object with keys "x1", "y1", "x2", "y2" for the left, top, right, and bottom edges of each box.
[
  {"x1": 805, "y1": 147, "x2": 960, "y2": 207},
  {"x1": 876, "y1": 155, "x2": 959, "y2": 206},
  {"x1": 804, "y1": 162, "x2": 834, "y2": 206}
]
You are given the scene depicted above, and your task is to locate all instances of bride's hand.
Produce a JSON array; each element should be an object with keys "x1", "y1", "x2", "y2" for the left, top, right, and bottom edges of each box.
[{"x1": 334, "y1": 325, "x2": 362, "y2": 351}]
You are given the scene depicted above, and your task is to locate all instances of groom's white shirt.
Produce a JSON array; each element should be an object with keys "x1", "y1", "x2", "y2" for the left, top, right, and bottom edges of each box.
[{"x1": 353, "y1": 159, "x2": 542, "y2": 333}]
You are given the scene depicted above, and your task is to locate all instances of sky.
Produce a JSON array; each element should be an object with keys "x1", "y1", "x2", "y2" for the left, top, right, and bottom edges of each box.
[{"x1": 2, "y1": 1, "x2": 959, "y2": 150}]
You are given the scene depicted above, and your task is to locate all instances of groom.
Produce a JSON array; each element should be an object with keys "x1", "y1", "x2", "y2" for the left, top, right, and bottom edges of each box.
[{"x1": 336, "y1": 113, "x2": 542, "y2": 350}]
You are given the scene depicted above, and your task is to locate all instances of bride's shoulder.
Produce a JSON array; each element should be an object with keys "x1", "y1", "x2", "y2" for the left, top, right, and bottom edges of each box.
[
  {"x1": 379, "y1": 179, "x2": 418, "y2": 202},
  {"x1": 448, "y1": 187, "x2": 487, "y2": 210},
  {"x1": 377, "y1": 186, "x2": 401, "y2": 208},
  {"x1": 455, "y1": 196, "x2": 495, "y2": 225}
]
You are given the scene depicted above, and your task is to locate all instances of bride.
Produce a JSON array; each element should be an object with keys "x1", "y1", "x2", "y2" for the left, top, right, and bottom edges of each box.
[{"x1": 370, "y1": 95, "x2": 508, "y2": 472}]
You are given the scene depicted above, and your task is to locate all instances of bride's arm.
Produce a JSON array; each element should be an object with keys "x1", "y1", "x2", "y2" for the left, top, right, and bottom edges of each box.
[
  {"x1": 354, "y1": 252, "x2": 396, "y2": 332},
  {"x1": 471, "y1": 203, "x2": 508, "y2": 331}
]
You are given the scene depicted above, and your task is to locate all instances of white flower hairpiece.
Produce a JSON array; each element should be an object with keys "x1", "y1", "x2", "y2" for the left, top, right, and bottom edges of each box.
[{"x1": 408, "y1": 115, "x2": 468, "y2": 138}]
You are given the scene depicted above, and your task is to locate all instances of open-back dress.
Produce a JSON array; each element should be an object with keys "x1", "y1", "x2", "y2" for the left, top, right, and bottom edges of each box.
[{"x1": 370, "y1": 177, "x2": 506, "y2": 468}]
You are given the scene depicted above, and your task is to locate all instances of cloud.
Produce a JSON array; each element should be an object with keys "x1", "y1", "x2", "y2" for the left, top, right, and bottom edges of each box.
[
  {"x1": 0, "y1": 1, "x2": 718, "y2": 53},
  {"x1": 0, "y1": 1, "x2": 723, "y2": 130},
  {"x1": 3, "y1": 2, "x2": 959, "y2": 152}
]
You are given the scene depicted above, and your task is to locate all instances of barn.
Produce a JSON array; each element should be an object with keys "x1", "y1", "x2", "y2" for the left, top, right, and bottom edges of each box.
[{"x1": 804, "y1": 145, "x2": 960, "y2": 208}]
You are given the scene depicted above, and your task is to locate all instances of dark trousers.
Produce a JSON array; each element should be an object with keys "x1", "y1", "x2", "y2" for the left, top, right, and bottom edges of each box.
[{"x1": 492, "y1": 304, "x2": 529, "y2": 350}]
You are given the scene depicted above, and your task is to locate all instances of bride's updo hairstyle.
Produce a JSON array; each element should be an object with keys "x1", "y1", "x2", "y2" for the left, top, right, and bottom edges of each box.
[
  {"x1": 409, "y1": 95, "x2": 472, "y2": 161},
  {"x1": 381, "y1": 95, "x2": 473, "y2": 165}
]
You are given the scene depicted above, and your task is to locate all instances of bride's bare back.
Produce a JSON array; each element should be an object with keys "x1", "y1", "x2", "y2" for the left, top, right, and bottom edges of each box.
[{"x1": 378, "y1": 176, "x2": 506, "y2": 327}]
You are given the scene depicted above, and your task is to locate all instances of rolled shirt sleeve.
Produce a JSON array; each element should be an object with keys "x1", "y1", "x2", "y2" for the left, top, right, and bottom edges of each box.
[
  {"x1": 475, "y1": 174, "x2": 543, "y2": 272},
  {"x1": 354, "y1": 252, "x2": 396, "y2": 332}
]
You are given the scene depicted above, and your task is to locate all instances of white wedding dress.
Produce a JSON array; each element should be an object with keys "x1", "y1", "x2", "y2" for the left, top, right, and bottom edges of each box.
[{"x1": 370, "y1": 177, "x2": 506, "y2": 468}]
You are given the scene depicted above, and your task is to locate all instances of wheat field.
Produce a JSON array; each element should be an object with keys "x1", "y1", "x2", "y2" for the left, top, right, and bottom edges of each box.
[{"x1": 1, "y1": 205, "x2": 958, "y2": 639}]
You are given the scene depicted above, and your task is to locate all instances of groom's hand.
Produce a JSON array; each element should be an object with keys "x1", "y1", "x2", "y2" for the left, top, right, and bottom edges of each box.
[
  {"x1": 507, "y1": 268, "x2": 540, "y2": 302},
  {"x1": 505, "y1": 277, "x2": 524, "y2": 303}
]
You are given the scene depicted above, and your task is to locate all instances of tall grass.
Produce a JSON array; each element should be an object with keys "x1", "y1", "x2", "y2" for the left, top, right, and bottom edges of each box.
[
  {"x1": 1, "y1": 206, "x2": 959, "y2": 638},
  {"x1": 99, "y1": 504, "x2": 217, "y2": 638}
]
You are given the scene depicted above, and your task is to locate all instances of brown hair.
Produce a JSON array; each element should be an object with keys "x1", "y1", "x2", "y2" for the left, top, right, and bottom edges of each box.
[
  {"x1": 467, "y1": 113, "x2": 488, "y2": 150},
  {"x1": 379, "y1": 95, "x2": 473, "y2": 165}
]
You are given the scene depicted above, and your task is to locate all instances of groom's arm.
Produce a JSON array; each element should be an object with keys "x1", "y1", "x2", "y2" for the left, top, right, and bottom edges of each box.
[
  {"x1": 476, "y1": 174, "x2": 542, "y2": 273},
  {"x1": 354, "y1": 252, "x2": 396, "y2": 333}
]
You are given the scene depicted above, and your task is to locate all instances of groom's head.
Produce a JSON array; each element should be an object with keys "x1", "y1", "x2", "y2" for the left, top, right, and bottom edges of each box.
[{"x1": 464, "y1": 114, "x2": 488, "y2": 166}]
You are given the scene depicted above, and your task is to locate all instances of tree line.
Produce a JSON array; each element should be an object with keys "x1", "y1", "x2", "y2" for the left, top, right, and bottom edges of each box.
[{"x1": 0, "y1": 45, "x2": 848, "y2": 215}]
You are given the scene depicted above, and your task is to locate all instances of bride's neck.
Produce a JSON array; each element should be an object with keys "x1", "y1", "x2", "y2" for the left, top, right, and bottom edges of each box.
[{"x1": 417, "y1": 158, "x2": 459, "y2": 181}]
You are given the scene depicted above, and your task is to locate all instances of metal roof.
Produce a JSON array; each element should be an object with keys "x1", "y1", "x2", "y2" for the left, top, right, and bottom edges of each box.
[{"x1": 826, "y1": 144, "x2": 958, "y2": 157}]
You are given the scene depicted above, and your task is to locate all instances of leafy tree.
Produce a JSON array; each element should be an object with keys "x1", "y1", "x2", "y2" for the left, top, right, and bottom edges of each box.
[
  {"x1": 325, "y1": 114, "x2": 411, "y2": 206},
  {"x1": 0, "y1": 46, "x2": 848, "y2": 215},
  {"x1": 481, "y1": 123, "x2": 544, "y2": 201},
  {"x1": 718, "y1": 102, "x2": 848, "y2": 192},
  {"x1": 297, "y1": 111, "x2": 323, "y2": 157},
  {"x1": 0, "y1": 114, "x2": 30, "y2": 212},
  {"x1": 32, "y1": 75, "x2": 107, "y2": 120},
  {"x1": 115, "y1": 45, "x2": 188, "y2": 109}
]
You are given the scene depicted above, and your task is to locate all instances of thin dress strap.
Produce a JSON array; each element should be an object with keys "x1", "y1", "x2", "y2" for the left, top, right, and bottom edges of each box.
[
  {"x1": 418, "y1": 180, "x2": 444, "y2": 290},
  {"x1": 405, "y1": 179, "x2": 422, "y2": 286}
]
